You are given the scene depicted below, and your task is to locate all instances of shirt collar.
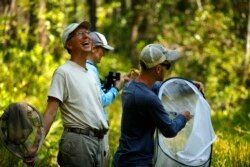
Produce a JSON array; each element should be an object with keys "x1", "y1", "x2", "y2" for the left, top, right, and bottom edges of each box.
[{"x1": 86, "y1": 59, "x2": 94, "y2": 65}]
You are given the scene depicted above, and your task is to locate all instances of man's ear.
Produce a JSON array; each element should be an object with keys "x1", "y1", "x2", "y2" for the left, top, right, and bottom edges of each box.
[
  {"x1": 155, "y1": 65, "x2": 162, "y2": 74},
  {"x1": 91, "y1": 46, "x2": 98, "y2": 53},
  {"x1": 65, "y1": 42, "x2": 73, "y2": 50}
]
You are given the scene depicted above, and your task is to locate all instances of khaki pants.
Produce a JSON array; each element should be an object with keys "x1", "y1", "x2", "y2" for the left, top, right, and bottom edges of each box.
[
  {"x1": 57, "y1": 131, "x2": 105, "y2": 167},
  {"x1": 103, "y1": 131, "x2": 110, "y2": 166}
]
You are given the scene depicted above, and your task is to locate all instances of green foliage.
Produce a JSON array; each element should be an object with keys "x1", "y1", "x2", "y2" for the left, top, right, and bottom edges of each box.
[
  {"x1": 106, "y1": 95, "x2": 122, "y2": 167},
  {"x1": 0, "y1": 0, "x2": 250, "y2": 167}
]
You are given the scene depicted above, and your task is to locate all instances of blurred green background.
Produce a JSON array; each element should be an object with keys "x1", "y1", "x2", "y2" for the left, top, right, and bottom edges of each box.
[{"x1": 0, "y1": 0, "x2": 249, "y2": 166}]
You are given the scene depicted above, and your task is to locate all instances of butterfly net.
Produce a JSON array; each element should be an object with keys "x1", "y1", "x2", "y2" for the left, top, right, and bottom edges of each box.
[
  {"x1": 154, "y1": 78, "x2": 216, "y2": 167},
  {"x1": 0, "y1": 102, "x2": 44, "y2": 160}
]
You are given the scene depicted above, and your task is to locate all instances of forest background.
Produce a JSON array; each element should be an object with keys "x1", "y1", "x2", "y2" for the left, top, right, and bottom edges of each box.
[{"x1": 0, "y1": 0, "x2": 250, "y2": 166}]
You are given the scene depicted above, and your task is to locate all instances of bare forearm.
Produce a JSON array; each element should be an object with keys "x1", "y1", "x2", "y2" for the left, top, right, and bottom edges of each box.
[
  {"x1": 43, "y1": 97, "x2": 60, "y2": 136},
  {"x1": 43, "y1": 109, "x2": 57, "y2": 136}
]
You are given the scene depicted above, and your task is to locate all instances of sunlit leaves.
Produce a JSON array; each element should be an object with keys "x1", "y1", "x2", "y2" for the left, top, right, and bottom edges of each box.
[{"x1": 0, "y1": 0, "x2": 250, "y2": 166}]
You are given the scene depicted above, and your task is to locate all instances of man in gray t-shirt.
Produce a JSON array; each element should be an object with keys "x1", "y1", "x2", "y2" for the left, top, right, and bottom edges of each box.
[{"x1": 42, "y1": 21, "x2": 108, "y2": 167}]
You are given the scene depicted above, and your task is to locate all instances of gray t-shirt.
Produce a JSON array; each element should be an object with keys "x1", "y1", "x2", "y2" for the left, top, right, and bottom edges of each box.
[{"x1": 48, "y1": 61, "x2": 108, "y2": 132}]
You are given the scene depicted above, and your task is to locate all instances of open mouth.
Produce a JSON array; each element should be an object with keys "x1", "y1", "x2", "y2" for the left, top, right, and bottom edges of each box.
[
  {"x1": 81, "y1": 40, "x2": 91, "y2": 49},
  {"x1": 82, "y1": 40, "x2": 90, "y2": 46}
]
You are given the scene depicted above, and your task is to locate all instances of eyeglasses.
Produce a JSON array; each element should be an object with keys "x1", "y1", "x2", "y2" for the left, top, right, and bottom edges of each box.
[
  {"x1": 160, "y1": 63, "x2": 171, "y2": 70},
  {"x1": 75, "y1": 30, "x2": 90, "y2": 36},
  {"x1": 67, "y1": 30, "x2": 90, "y2": 42}
]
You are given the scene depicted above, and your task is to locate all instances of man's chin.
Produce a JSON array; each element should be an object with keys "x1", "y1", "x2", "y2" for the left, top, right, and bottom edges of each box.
[{"x1": 83, "y1": 49, "x2": 92, "y2": 53}]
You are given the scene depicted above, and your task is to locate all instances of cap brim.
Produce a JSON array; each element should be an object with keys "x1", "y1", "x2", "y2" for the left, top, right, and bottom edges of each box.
[
  {"x1": 102, "y1": 45, "x2": 114, "y2": 51},
  {"x1": 165, "y1": 50, "x2": 181, "y2": 62}
]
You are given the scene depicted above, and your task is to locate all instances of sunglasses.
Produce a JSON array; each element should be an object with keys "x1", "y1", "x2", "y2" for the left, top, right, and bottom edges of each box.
[{"x1": 160, "y1": 63, "x2": 171, "y2": 70}]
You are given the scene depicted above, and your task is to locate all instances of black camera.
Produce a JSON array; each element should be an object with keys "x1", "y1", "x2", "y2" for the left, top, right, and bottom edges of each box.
[{"x1": 102, "y1": 71, "x2": 120, "y2": 92}]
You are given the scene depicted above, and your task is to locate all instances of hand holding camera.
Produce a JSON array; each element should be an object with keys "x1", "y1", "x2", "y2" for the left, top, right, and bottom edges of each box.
[{"x1": 102, "y1": 72, "x2": 121, "y2": 92}]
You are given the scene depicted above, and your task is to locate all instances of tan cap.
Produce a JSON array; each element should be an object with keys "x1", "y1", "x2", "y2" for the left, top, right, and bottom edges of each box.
[
  {"x1": 62, "y1": 21, "x2": 90, "y2": 46},
  {"x1": 140, "y1": 44, "x2": 180, "y2": 68}
]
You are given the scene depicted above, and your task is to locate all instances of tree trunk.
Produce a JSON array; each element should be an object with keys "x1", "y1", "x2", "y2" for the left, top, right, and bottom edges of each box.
[
  {"x1": 243, "y1": 0, "x2": 250, "y2": 83},
  {"x1": 196, "y1": 0, "x2": 203, "y2": 11},
  {"x1": 0, "y1": 0, "x2": 12, "y2": 15},
  {"x1": 120, "y1": 0, "x2": 126, "y2": 15},
  {"x1": 87, "y1": 0, "x2": 97, "y2": 31},
  {"x1": 2, "y1": 0, "x2": 17, "y2": 59},
  {"x1": 27, "y1": 0, "x2": 39, "y2": 51},
  {"x1": 39, "y1": 0, "x2": 47, "y2": 53},
  {"x1": 129, "y1": 0, "x2": 145, "y2": 68}
]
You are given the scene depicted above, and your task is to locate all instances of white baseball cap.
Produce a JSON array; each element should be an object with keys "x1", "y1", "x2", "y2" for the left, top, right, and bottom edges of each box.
[
  {"x1": 62, "y1": 21, "x2": 90, "y2": 46},
  {"x1": 89, "y1": 32, "x2": 114, "y2": 51},
  {"x1": 140, "y1": 44, "x2": 180, "y2": 68}
]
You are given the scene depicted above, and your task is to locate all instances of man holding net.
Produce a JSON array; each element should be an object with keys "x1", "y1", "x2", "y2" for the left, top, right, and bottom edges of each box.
[{"x1": 113, "y1": 44, "x2": 193, "y2": 167}]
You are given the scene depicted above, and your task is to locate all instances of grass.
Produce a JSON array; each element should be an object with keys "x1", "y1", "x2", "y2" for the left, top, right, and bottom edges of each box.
[
  {"x1": 1, "y1": 97, "x2": 250, "y2": 167},
  {"x1": 211, "y1": 133, "x2": 250, "y2": 167},
  {"x1": 210, "y1": 111, "x2": 250, "y2": 167}
]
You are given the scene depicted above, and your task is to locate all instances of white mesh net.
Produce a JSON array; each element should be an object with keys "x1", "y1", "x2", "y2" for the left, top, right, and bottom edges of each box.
[{"x1": 154, "y1": 78, "x2": 216, "y2": 167}]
